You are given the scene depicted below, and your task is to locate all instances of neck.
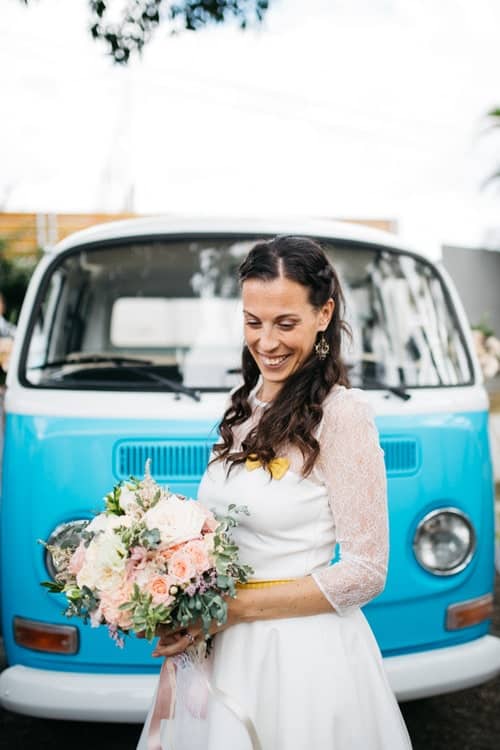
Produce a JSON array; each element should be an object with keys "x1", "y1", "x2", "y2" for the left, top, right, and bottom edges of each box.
[{"x1": 257, "y1": 381, "x2": 282, "y2": 403}]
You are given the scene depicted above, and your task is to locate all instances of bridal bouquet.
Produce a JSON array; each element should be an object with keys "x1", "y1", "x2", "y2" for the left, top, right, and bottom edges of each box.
[{"x1": 41, "y1": 461, "x2": 252, "y2": 647}]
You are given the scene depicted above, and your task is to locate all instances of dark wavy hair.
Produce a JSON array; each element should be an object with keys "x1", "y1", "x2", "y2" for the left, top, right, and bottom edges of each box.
[{"x1": 212, "y1": 235, "x2": 351, "y2": 476}]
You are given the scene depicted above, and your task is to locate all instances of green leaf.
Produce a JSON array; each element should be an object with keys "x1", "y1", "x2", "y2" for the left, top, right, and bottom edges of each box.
[
  {"x1": 41, "y1": 580, "x2": 64, "y2": 593},
  {"x1": 140, "y1": 527, "x2": 161, "y2": 549}
]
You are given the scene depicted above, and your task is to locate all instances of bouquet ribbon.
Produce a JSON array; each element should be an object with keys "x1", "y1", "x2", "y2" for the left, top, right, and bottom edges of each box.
[
  {"x1": 148, "y1": 658, "x2": 177, "y2": 750},
  {"x1": 147, "y1": 579, "x2": 295, "y2": 750}
]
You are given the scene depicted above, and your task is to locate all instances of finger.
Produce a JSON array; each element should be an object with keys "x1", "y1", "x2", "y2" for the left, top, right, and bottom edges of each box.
[
  {"x1": 152, "y1": 630, "x2": 200, "y2": 657},
  {"x1": 161, "y1": 626, "x2": 203, "y2": 645}
]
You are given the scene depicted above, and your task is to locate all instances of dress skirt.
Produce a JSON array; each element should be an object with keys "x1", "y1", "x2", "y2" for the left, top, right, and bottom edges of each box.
[{"x1": 137, "y1": 607, "x2": 412, "y2": 750}]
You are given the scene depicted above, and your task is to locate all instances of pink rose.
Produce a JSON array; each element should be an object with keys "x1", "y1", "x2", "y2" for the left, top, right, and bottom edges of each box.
[
  {"x1": 183, "y1": 539, "x2": 211, "y2": 575},
  {"x1": 146, "y1": 574, "x2": 176, "y2": 605},
  {"x1": 126, "y1": 546, "x2": 152, "y2": 581},
  {"x1": 130, "y1": 546, "x2": 148, "y2": 565},
  {"x1": 68, "y1": 541, "x2": 86, "y2": 576},
  {"x1": 168, "y1": 548, "x2": 196, "y2": 583}
]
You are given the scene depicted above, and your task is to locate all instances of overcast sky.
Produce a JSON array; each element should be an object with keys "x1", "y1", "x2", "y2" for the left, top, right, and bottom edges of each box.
[{"x1": 2, "y1": 0, "x2": 500, "y2": 252}]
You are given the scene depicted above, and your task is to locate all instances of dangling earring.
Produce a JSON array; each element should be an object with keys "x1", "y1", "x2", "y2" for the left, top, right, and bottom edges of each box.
[{"x1": 314, "y1": 332, "x2": 330, "y2": 360}]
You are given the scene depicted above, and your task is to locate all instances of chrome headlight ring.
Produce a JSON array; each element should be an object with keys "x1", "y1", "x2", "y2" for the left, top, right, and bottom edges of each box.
[
  {"x1": 413, "y1": 507, "x2": 476, "y2": 576},
  {"x1": 44, "y1": 519, "x2": 90, "y2": 579}
]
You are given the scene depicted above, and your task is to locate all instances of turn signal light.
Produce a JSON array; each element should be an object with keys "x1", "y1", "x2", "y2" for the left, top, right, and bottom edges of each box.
[
  {"x1": 446, "y1": 594, "x2": 494, "y2": 630},
  {"x1": 13, "y1": 617, "x2": 79, "y2": 654}
]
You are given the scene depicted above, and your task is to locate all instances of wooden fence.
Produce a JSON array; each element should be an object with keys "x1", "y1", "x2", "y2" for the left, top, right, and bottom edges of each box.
[{"x1": 0, "y1": 212, "x2": 397, "y2": 258}]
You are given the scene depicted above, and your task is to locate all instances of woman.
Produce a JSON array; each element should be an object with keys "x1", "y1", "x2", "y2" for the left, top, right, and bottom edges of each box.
[{"x1": 140, "y1": 235, "x2": 412, "y2": 749}]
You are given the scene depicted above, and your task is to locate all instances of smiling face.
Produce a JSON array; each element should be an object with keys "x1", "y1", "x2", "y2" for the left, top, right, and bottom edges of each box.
[{"x1": 242, "y1": 275, "x2": 334, "y2": 401}]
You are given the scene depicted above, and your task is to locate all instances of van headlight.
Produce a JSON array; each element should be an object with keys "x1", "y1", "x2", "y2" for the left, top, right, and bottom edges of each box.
[
  {"x1": 413, "y1": 508, "x2": 476, "y2": 575},
  {"x1": 45, "y1": 519, "x2": 89, "y2": 579}
]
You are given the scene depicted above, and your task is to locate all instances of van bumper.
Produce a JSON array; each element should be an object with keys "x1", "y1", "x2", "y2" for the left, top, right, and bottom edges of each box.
[
  {"x1": 384, "y1": 634, "x2": 500, "y2": 701},
  {"x1": 0, "y1": 666, "x2": 156, "y2": 722},
  {"x1": 1, "y1": 635, "x2": 500, "y2": 720}
]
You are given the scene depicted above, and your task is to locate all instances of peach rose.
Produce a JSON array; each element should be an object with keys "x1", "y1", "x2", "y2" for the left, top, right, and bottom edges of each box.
[
  {"x1": 183, "y1": 539, "x2": 211, "y2": 575},
  {"x1": 157, "y1": 543, "x2": 184, "y2": 562},
  {"x1": 146, "y1": 574, "x2": 176, "y2": 605},
  {"x1": 168, "y1": 549, "x2": 196, "y2": 583}
]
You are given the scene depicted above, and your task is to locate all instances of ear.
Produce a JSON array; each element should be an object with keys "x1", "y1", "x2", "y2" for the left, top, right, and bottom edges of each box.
[{"x1": 318, "y1": 298, "x2": 335, "y2": 331}]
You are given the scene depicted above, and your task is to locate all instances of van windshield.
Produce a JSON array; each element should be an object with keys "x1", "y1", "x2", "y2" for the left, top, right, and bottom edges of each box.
[{"x1": 22, "y1": 237, "x2": 472, "y2": 391}]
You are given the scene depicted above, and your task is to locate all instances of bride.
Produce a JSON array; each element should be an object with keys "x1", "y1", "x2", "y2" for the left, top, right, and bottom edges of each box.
[{"x1": 137, "y1": 235, "x2": 412, "y2": 749}]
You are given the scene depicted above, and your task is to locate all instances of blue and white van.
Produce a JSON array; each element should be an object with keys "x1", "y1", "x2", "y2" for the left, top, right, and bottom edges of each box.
[{"x1": 1, "y1": 217, "x2": 500, "y2": 721}]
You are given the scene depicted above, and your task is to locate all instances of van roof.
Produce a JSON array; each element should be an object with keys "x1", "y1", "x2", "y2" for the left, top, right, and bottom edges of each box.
[{"x1": 49, "y1": 215, "x2": 424, "y2": 258}]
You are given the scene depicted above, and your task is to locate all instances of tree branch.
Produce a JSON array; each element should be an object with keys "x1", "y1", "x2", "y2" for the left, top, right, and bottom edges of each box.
[{"x1": 21, "y1": 1, "x2": 269, "y2": 64}]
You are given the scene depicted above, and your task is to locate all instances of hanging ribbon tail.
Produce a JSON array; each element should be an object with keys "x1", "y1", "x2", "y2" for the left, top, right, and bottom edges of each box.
[
  {"x1": 145, "y1": 649, "x2": 262, "y2": 750},
  {"x1": 206, "y1": 679, "x2": 263, "y2": 750},
  {"x1": 147, "y1": 658, "x2": 177, "y2": 750}
]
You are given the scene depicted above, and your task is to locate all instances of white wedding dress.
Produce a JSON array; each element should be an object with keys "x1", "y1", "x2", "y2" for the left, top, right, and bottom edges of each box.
[{"x1": 137, "y1": 384, "x2": 412, "y2": 749}]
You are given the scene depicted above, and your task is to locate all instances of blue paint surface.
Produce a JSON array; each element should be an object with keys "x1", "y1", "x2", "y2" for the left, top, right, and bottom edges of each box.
[{"x1": 0, "y1": 408, "x2": 495, "y2": 675}]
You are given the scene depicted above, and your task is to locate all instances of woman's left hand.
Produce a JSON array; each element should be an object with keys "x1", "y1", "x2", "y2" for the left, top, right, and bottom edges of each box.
[
  {"x1": 151, "y1": 623, "x2": 207, "y2": 657},
  {"x1": 151, "y1": 593, "x2": 245, "y2": 658}
]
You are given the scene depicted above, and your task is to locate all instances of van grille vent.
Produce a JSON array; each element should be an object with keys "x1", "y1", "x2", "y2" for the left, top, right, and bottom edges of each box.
[
  {"x1": 380, "y1": 438, "x2": 419, "y2": 475},
  {"x1": 115, "y1": 438, "x2": 418, "y2": 480},
  {"x1": 114, "y1": 440, "x2": 213, "y2": 481}
]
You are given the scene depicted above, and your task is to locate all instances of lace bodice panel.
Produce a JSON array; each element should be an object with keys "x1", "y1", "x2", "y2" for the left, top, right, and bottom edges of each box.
[{"x1": 228, "y1": 386, "x2": 389, "y2": 616}]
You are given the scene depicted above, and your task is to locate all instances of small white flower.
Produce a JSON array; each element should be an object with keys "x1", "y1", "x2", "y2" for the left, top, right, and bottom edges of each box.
[
  {"x1": 485, "y1": 335, "x2": 500, "y2": 358},
  {"x1": 480, "y1": 352, "x2": 499, "y2": 379},
  {"x1": 204, "y1": 533, "x2": 216, "y2": 553},
  {"x1": 119, "y1": 485, "x2": 140, "y2": 513}
]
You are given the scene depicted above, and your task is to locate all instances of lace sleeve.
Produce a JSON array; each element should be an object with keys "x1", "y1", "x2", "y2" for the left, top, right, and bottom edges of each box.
[{"x1": 311, "y1": 389, "x2": 388, "y2": 616}]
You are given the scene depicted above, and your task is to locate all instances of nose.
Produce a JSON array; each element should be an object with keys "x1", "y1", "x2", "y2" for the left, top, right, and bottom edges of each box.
[{"x1": 258, "y1": 325, "x2": 280, "y2": 353}]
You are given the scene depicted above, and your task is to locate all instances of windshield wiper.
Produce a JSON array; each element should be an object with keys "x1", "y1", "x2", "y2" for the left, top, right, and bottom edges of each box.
[
  {"x1": 31, "y1": 355, "x2": 201, "y2": 402},
  {"x1": 30, "y1": 354, "x2": 155, "y2": 370},
  {"x1": 123, "y1": 365, "x2": 201, "y2": 402},
  {"x1": 362, "y1": 378, "x2": 411, "y2": 401}
]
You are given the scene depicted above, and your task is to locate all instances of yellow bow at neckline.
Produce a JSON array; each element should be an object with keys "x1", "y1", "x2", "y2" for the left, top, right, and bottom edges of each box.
[{"x1": 245, "y1": 455, "x2": 290, "y2": 480}]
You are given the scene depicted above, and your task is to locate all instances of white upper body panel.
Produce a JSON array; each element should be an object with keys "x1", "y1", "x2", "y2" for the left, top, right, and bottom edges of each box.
[{"x1": 5, "y1": 215, "x2": 484, "y2": 411}]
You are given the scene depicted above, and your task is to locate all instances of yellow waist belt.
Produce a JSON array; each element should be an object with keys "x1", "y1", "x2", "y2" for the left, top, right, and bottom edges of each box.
[{"x1": 236, "y1": 578, "x2": 295, "y2": 589}]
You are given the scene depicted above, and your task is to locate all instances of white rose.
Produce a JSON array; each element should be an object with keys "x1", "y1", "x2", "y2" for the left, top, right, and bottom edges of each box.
[
  {"x1": 76, "y1": 531, "x2": 127, "y2": 592},
  {"x1": 87, "y1": 513, "x2": 132, "y2": 534},
  {"x1": 144, "y1": 496, "x2": 206, "y2": 546}
]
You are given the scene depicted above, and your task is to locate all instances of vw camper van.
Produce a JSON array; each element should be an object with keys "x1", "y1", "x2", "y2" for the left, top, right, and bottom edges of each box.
[{"x1": 1, "y1": 217, "x2": 500, "y2": 721}]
